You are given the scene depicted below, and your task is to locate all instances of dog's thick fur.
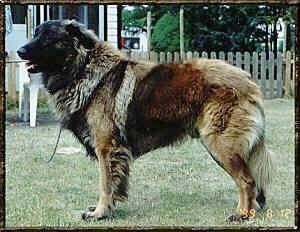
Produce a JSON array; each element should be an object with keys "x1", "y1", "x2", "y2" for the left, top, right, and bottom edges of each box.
[{"x1": 18, "y1": 20, "x2": 274, "y2": 221}]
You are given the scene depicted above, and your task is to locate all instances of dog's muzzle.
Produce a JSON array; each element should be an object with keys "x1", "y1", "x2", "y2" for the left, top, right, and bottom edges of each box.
[
  {"x1": 17, "y1": 47, "x2": 28, "y2": 59},
  {"x1": 17, "y1": 43, "x2": 43, "y2": 73}
]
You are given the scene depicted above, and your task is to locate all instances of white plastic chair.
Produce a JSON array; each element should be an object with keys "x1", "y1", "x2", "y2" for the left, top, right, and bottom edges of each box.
[{"x1": 18, "y1": 62, "x2": 44, "y2": 127}]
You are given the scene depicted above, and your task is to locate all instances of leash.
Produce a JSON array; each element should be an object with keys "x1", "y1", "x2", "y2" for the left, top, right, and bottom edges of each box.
[
  {"x1": 47, "y1": 126, "x2": 62, "y2": 163},
  {"x1": 46, "y1": 59, "x2": 131, "y2": 162}
]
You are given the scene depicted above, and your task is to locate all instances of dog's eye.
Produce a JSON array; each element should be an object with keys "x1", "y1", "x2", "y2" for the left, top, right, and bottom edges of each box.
[
  {"x1": 33, "y1": 26, "x2": 42, "y2": 37},
  {"x1": 55, "y1": 41, "x2": 64, "y2": 48},
  {"x1": 34, "y1": 30, "x2": 39, "y2": 37}
]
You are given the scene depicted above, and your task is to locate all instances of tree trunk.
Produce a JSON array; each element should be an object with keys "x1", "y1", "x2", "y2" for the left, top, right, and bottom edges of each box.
[
  {"x1": 286, "y1": 23, "x2": 291, "y2": 51},
  {"x1": 265, "y1": 24, "x2": 269, "y2": 54},
  {"x1": 273, "y1": 19, "x2": 278, "y2": 55}
]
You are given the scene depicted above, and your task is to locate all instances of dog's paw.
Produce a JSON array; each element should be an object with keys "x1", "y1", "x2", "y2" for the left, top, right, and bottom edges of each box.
[
  {"x1": 81, "y1": 205, "x2": 112, "y2": 221},
  {"x1": 86, "y1": 205, "x2": 97, "y2": 212},
  {"x1": 226, "y1": 213, "x2": 249, "y2": 223}
]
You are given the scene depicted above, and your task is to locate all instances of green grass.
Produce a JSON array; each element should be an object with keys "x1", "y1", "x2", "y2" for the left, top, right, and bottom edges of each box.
[{"x1": 5, "y1": 99, "x2": 295, "y2": 228}]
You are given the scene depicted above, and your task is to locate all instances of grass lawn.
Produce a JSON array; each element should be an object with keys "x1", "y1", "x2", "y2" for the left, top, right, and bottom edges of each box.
[{"x1": 5, "y1": 99, "x2": 295, "y2": 228}]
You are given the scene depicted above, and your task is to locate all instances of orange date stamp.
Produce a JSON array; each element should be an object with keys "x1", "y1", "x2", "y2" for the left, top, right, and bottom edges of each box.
[{"x1": 239, "y1": 208, "x2": 294, "y2": 219}]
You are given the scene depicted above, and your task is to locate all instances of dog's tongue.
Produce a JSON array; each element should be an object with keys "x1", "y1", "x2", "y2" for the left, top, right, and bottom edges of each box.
[
  {"x1": 24, "y1": 61, "x2": 41, "y2": 73},
  {"x1": 25, "y1": 61, "x2": 32, "y2": 67}
]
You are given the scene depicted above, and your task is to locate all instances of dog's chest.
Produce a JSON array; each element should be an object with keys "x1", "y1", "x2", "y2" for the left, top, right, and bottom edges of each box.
[{"x1": 62, "y1": 111, "x2": 97, "y2": 159}]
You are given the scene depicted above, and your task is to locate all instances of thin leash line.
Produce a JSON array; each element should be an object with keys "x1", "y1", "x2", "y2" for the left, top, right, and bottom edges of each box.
[
  {"x1": 47, "y1": 126, "x2": 62, "y2": 163},
  {"x1": 47, "y1": 60, "x2": 129, "y2": 163}
]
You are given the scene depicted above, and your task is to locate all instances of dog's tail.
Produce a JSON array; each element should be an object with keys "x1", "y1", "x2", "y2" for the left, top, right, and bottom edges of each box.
[{"x1": 248, "y1": 136, "x2": 275, "y2": 209}]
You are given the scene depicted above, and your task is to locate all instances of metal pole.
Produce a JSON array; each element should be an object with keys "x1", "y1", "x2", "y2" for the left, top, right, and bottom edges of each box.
[
  {"x1": 46, "y1": 5, "x2": 50, "y2": 20},
  {"x1": 58, "y1": 6, "x2": 63, "y2": 20},
  {"x1": 83, "y1": 6, "x2": 88, "y2": 27},
  {"x1": 98, "y1": 5, "x2": 104, "y2": 40},
  {"x1": 180, "y1": 7, "x2": 184, "y2": 61},
  {"x1": 27, "y1": 6, "x2": 33, "y2": 39},
  {"x1": 147, "y1": 11, "x2": 151, "y2": 52},
  {"x1": 40, "y1": 5, "x2": 45, "y2": 24}
]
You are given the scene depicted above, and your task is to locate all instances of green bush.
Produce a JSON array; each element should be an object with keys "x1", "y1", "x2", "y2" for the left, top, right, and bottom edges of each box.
[{"x1": 152, "y1": 12, "x2": 190, "y2": 52}]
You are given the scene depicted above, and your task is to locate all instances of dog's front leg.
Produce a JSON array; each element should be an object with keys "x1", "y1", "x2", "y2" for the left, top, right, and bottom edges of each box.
[{"x1": 82, "y1": 135, "x2": 132, "y2": 220}]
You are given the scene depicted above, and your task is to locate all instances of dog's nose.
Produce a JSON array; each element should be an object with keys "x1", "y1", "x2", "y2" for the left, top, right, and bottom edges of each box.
[{"x1": 17, "y1": 47, "x2": 27, "y2": 59}]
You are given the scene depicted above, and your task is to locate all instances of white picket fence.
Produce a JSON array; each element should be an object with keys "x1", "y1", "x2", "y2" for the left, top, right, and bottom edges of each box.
[{"x1": 128, "y1": 50, "x2": 296, "y2": 99}]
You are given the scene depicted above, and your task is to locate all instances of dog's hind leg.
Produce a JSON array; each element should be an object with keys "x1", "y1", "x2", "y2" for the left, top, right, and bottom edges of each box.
[
  {"x1": 200, "y1": 133, "x2": 259, "y2": 222},
  {"x1": 81, "y1": 133, "x2": 132, "y2": 220},
  {"x1": 196, "y1": 98, "x2": 264, "y2": 222}
]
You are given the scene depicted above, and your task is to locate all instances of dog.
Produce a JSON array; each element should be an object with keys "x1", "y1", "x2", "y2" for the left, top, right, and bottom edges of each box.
[{"x1": 18, "y1": 20, "x2": 274, "y2": 222}]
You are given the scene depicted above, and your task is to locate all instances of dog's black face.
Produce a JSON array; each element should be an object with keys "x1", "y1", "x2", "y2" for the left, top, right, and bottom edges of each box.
[{"x1": 18, "y1": 20, "x2": 98, "y2": 93}]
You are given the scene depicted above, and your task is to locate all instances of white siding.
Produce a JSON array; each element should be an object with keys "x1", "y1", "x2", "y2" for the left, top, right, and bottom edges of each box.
[
  {"x1": 5, "y1": 24, "x2": 27, "y2": 53},
  {"x1": 98, "y1": 5, "x2": 105, "y2": 40},
  {"x1": 107, "y1": 5, "x2": 118, "y2": 48}
]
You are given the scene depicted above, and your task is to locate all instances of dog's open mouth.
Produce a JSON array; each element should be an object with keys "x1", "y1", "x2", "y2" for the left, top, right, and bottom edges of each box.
[{"x1": 26, "y1": 61, "x2": 42, "y2": 73}]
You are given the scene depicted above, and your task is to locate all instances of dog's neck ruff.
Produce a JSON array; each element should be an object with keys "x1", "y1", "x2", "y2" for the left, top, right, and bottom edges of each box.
[
  {"x1": 53, "y1": 64, "x2": 110, "y2": 118},
  {"x1": 53, "y1": 42, "x2": 136, "y2": 142}
]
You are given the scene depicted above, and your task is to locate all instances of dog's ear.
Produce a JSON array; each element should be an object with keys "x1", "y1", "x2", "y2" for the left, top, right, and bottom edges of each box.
[{"x1": 65, "y1": 20, "x2": 98, "y2": 49}]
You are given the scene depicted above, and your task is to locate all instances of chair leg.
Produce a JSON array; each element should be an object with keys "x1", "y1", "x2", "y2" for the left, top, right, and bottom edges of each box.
[
  {"x1": 23, "y1": 86, "x2": 29, "y2": 122},
  {"x1": 29, "y1": 84, "x2": 39, "y2": 127},
  {"x1": 19, "y1": 85, "x2": 24, "y2": 119}
]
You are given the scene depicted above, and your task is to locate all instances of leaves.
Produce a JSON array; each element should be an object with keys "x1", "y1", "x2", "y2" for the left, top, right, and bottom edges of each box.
[
  {"x1": 122, "y1": 5, "x2": 295, "y2": 52},
  {"x1": 152, "y1": 12, "x2": 191, "y2": 52}
]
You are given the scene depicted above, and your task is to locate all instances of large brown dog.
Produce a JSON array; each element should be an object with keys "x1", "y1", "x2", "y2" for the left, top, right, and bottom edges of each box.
[{"x1": 18, "y1": 20, "x2": 273, "y2": 222}]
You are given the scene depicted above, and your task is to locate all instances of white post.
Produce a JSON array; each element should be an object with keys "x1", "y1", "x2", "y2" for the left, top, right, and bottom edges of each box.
[
  {"x1": 28, "y1": 72, "x2": 44, "y2": 127},
  {"x1": 58, "y1": 6, "x2": 63, "y2": 20},
  {"x1": 147, "y1": 11, "x2": 151, "y2": 52},
  {"x1": 29, "y1": 84, "x2": 39, "y2": 127},
  {"x1": 98, "y1": 5, "x2": 105, "y2": 40},
  {"x1": 83, "y1": 6, "x2": 88, "y2": 27},
  {"x1": 283, "y1": 19, "x2": 287, "y2": 54},
  {"x1": 27, "y1": 6, "x2": 34, "y2": 39},
  {"x1": 46, "y1": 5, "x2": 50, "y2": 21},
  {"x1": 33, "y1": 5, "x2": 37, "y2": 28},
  {"x1": 40, "y1": 5, "x2": 45, "y2": 24},
  {"x1": 180, "y1": 7, "x2": 184, "y2": 61}
]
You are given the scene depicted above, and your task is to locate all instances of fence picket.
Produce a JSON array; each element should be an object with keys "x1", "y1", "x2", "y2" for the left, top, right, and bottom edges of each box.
[
  {"x1": 219, "y1": 51, "x2": 225, "y2": 60},
  {"x1": 8, "y1": 52, "x2": 17, "y2": 103},
  {"x1": 260, "y1": 52, "x2": 267, "y2": 97},
  {"x1": 277, "y1": 52, "x2": 283, "y2": 98},
  {"x1": 174, "y1": 52, "x2": 180, "y2": 62},
  {"x1": 193, "y1": 51, "x2": 199, "y2": 58},
  {"x1": 244, "y1": 52, "x2": 250, "y2": 74},
  {"x1": 150, "y1": 51, "x2": 158, "y2": 63},
  {"x1": 227, "y1": 52, "x2": 234, "y2": 65},
  {"x1": 268, "y1": 52, "x2": 274, "y2": 99},
  {"x1": 140, "y1": 51, "x2": 148, "y2": 60},
  {"x1": 292, "y1": 52, "x2": 295, "y2": 96},
  {"x1": 187, "y1": 51, "x2": 193, "y2": 60},
  {"x1": 167, "y1": 52, "x2": 172, "y2": 62},
  {"x1": 181, "y1": 52, "x2": 186, "y2": 61},
  {"x1": 236, "y1": 52, "x2": 242, "y2": 68},
  {"x1": 210, "y1": 51, "x2": 217, "y2": 59},
  {"x1": 201, "y1": 51, "x2": 208, "y2": 58},
  {"x1": 285, "y1": 51, "x2": 292, "y2": 96},
  {"x1": 252, "y1": 52, "x2": 259, "y2": 84},
  {"x1": 159, "y1": 52, "x2": 165, "y2": 64}
]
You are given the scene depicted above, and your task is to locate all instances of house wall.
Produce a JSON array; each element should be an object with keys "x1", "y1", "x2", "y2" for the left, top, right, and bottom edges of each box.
[
  {"x1": 17, "y1": 5, "x2": 119, "y2": 48},
  {"x1": 107, "y1": 5, "x2": 118, "y2": 48},
  {"x1": 121, "y1": 30, "x2": 148, "y2": 52},
  {"x1": 5, "y1": 24, "x2": 27, "y2": 54},
  {"x1": 5, "y1": 24, "x2": 28, "y2": 91}
]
